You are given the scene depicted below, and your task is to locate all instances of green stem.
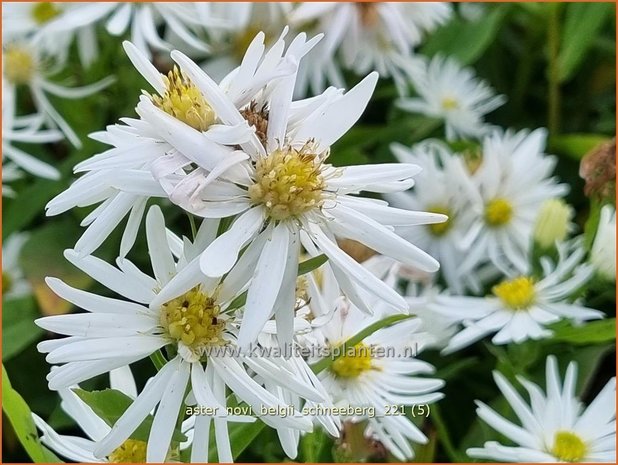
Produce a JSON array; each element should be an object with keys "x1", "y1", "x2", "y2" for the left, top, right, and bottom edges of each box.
[
  {"x1": 431, "y1": 403, "x2": 463, "y2": 462},
  {"x1": 547, "y1": 3, "x2": 562, "y2": 136},
  {"x1": 187, "y1": 213, "x2": 198, "y2": 240},
  {"x1": 150, "y1": 350, "x2": 167, "y2": 371}
]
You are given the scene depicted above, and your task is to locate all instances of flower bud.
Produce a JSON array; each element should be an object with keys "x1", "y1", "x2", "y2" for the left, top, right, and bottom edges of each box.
[{"x1": 533, "y1": 198, "x2": 573, "y2": 248}]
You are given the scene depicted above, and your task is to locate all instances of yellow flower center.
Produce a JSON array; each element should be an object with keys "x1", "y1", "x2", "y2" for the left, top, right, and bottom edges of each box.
[
  {"x1": 551, "y1": 431, "x2": 587, "y2": 462},
  {"x1": 4, "y1": 46, "x2": 36, "y2": 85},
  {"x1": 31, "y1": 2, "x2": 62, "y2": 24},
  {"x1": 152, "y1": 66, "x2": 215, "y2": 132},
  {"x1": 331, "y1": 343, "x2": 374, "y2": 379},
  {"x1": 427, "y1": 205, "x2": 453, "y2": 236},
  {"x1": 108, "y1": 439, "x2": 148, "y2": 463},
  {"x1": 492, "y1": 276, "x2": 536, "y2": 310},
  {"x1": 533, "y1": 198, "x2": 572, "y2": 248},
  {"x1": 160, "y1": 287, "x2": 227, "y2": 354},
  {"x1": 485, "y1": 198, "x2": 513, "y2": 227},
  {"x1": 441, "y1": 97, "x2": 460, "y2": 110},
  {"x1": 2, "y1": 272, "x2": 13, "y2": 295},
  {"x1": 248, "y1": 146, "x2": 325, "y2": 221}
]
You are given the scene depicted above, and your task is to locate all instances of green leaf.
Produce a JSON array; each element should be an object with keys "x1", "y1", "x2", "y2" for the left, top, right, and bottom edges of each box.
[
  {"x1": 311, "y1": 314, "x2": 413, "y2": 374},
  {"x1": 2, "y1": 296, "x2": 44, "y2": 361},
  {"x1": 550, "y1": 319, "x2": 616, "y2": 344},
  {"x1": 549, "y1": 133, "x2": 610, "y2": 160},
  {"x1": 558, "y1": 3, "x2": 613, "y2": 82},
  {"x1": 421, "y1": 7, "x2": 507, "y2": 65},
  {"x1": 73, "y1": 388, "x2": 187, "y2": 443},
  {"x1": 300, "y1": 428, "x2": 330, "y2": 462},
  {"x1": 297, "y1": 254, "x2": 328, "y2": 276},
  {"x1": 2, "y1": 364, "x2": 63, "y2": 463},
  {"x1": 208, "y1": 421, "x2": 266, "y2": 462}
]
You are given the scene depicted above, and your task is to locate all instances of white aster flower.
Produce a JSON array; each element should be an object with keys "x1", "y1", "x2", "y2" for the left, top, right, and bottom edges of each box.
[
  {"x1": 590, "y1": 204, "x2": 616, "y2": 281},
  {"x1": 32, "y1": 365, "x2": 195, "y2": 463},
  {"x1": 2, "y1": 39, "x2": 115, "y2": 147},
  {"x1": 290, "y1": 2, "x2": 452, "y2": 96},
  {"x1": 386, "y1": 140, "x2": 487, "y2": 293},
  {"x1": 183, "y1": 64, "x2": 444, "y2": 347},
  {"x1": 36, "y1": 206, "x2": 324, "y2": 462},
  {"x1": 312, "y1": 297, "x2": 444, "y2": 461},
  {"x1": 45, "y1": 31, "x2": 310, "y2": 258},
  {"x1": 456, "y1": 128, "x2": 568, "y2": 274},
  {"x1": 397, "y1": 55, "x2": 506, "y2": 140},
  {"x1": 468, "y1": 355, "x2": 616, "y2": 462},
  {"x1": 433, "y1": 240, "x2": 603, "y2": 353},
  {"x1": 2, "y1": 2, "x2": 112, "y2": 67},
  {"x1": 2, "y1": 80, "x2": 62, "y2": 181},
  {"x1": 2, "y1": 232, "x2": 31, "y2": 300}
]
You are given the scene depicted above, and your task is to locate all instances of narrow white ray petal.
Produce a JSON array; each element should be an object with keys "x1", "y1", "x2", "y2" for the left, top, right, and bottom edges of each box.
[{"x1": 146, "y1": 205, "x2": 176, "y2": 286}]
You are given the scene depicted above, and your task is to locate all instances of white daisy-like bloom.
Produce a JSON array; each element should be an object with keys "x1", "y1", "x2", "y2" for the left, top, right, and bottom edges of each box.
[
  {"x1": 432, "y1": 240, "x2": 604, "y2": 353},
  {"x1": 2, "y1": 80, "x2": 62, "y2": 181},
  {"x1": 36, "y1": 206, "x2": 325, "y2": 462},
  {"x1": 386, "y1": 140, "x2": 487, "y2": 294},
  {"x1": 290, "y1": 2, "x2": 453, "y2": 96},
  {"x1": 32, "y1": 365, "x2": 200, "y2": 462},
  {"x1": 397, "y1": 55, "x2": 506, "y2": 140},
  {"x1": 45, "y1": 31, "x2": 314, "y2": 258},
  {"x1": 468, "y1": 356, "x2": 616, "y2": 463},
  {"x1": 590, "y1": 204, "x2": 616, "y2": 281},
  {"x1": 93, "y1": 2, "x2": 211, "y2": 59},
  {"x1": 456, "y1": 128, "x2": 568, "y2": 275},
  {"x1": 2, "y1": 39, "x2": 115, "y2": 148},
  {"x1": 310, "y1": 294, "x2": 444, "y2": 461},
  {"x1": 2, "y1": 2, "x2": 112, "y2": 67},
  {"x1": 173, "y1": 57, "x2": 445, "y2": 348},
  {"x1": 2, "y1": 232, "x2": 31, "y2": 300}
]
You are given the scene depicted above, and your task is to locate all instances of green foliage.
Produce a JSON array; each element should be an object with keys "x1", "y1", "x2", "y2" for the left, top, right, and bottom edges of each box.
[{"x1": 2, "y1": 296, "x2": 43, "y2": 361}]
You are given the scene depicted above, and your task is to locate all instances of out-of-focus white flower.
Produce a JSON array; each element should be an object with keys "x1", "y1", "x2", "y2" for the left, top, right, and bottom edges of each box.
[
  {"x1": 290, "y1": 2, "x2": 452, "y2": 96},
  {"x1": 2, "y1": 81, "x2": 62, "y2": 181},
  {"x1": 468, "y1": 356, "x2": 616, "y2": 462},
  {"x1": 533, "y1": 198, "x2": 574, "y2": 249},
  {"x1": 2, "y1": 232, "x2": 31, "y2": 300},
  {"x1": 95, "y1": 2, "x2": 210, "y2": 59},
  {"x1": 590, "y1": 204, "x2": 616, "y2": 281},
  {"x1": 433, "y1": 241, "x2": 602, "y2": 353},
  {"x1": 2, "y1": 2, "x2": 112, "y2": 67},
  {"x1": 456, "y1": 128, "x2": 567, "y2": 275},
  {"x1": 398, "y1": 55, "x2": 506, "y2": 140},
  {"x1": 2, "y1": 39, "x2": 115, "y2": 147},
  {"x1": 387, "y1": 140, "x2": 487, "y2": 294},
  {"x1": 311, "y1": 296, "x2": 443, "y2": 461},
  {"x1": 36, "y1": 205, "x2": 323, "y2": 462}
]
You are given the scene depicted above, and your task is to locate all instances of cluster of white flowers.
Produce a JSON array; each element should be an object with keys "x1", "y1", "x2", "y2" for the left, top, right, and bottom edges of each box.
[{"x1": 3, "y1": 3, "x2": 615, "y2": 464}]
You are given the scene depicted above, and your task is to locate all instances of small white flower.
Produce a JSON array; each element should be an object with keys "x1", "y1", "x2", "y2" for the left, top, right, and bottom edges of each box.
[
  {"x1": 468, "y1": 355, "x2": 616, "y2": 462},
  {"x1": 2, "y1": 232, "x2": 31, "y2": 300},
  {"x1": 2, "y1": 80, "x2": 62, "y2": 181},
  {"x1": 312, "y1": 297, "x2": 443, "y2": 461},
  {"x1": 36, "y1": 205, "x2": 323, "y2": 462},
  {"x1": 32, "y1": 365, "x2": 201, "y2": 462},
  {"x1": 456, "y1": 128, "x2": 567, "y2": 275},
  {"x1": 433, "y1": 241, "x2": 603, "y2": 353},
  {"x1": 290, "y1": 2, "x2": 452, "y2": 96},
  {"x1": 386, "y1": 140, "x2": 488, "y2": 293},
  {"x1": 2, "y1": 39, "x2": 115, "y2": 147},
  {"x1": 590, "y1": 204, "x2": 616, "y2": 281},
  {"x1": 398, "y1": 55, "x2": 506, "y2": 140}
]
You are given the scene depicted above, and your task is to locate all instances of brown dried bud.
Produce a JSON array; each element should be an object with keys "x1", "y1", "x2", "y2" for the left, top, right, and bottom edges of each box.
[{"x1": 580, "y1": 138, "x2": 616, "y2": 201}]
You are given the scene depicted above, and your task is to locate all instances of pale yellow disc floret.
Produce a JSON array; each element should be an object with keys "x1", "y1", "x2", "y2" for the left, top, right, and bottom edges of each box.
[
  {"x1": 249, "y1": 146, "x2": 326, "y2": 221},
  {"x1": 485, "y1": 197, "x2": 513, "y2": 227},
  {"x1": 331, "y1": 343, "x2": 375, "y2": 379},
  {"x1": 426, "y1": 204, "x2": 453, "y2": 236},
  {"x1": 4, "y1": 46, "x2": 36, "y2": 85},
  {"x1": 551, "y1": 431, "x2": 588, "y2": 462},
  {"x1": 31, "y1": 2, "x2": 62, "y2": 24},
  {"x1": 152, "y1": 66, "x2": 215, "y2": 132},
  {"x1": 108, "y1": 439, "x2": 148, "y2": 463}
]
